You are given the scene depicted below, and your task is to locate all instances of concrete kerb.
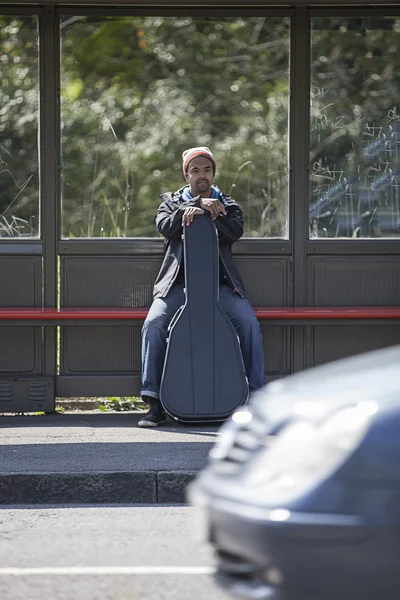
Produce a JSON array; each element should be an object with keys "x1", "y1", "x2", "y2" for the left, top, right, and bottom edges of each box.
[
  {"x1": 0, "y1": 471, "x2": 197, "y2": 505},
  {"x1": 0, "y1": 412, "x2": 219, "y2": 505}
]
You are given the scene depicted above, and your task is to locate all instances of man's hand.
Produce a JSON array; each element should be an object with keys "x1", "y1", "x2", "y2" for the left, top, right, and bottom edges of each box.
[
  {"x1": 199, "y1": 198, "x2": 227, "y2": 220},
  {"x1": 182, "y1": 206, "x2": 205, "y2": 226}
]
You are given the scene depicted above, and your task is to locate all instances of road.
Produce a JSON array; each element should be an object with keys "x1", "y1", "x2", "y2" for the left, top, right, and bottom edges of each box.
[{"x1": 0, "y1": 505, "x2": 232, "y2": 600}]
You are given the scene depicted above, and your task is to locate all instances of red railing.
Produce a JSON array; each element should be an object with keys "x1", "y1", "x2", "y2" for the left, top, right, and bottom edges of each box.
[{"x1": 0, "y1": 306, "x2": 399, "y2": 320}]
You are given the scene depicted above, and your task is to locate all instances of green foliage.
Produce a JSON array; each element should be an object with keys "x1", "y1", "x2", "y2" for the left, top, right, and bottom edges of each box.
[
  {"x1": 2, "y1": 14, "x2": 400, "y2": 240},
  {"x1": 59, "y1": 15, "x2": 290, "y2": 238},
  {"x1": 99, "y1": 396, "x2": 146, "y2": 412},
  {"x1": 0, "y1": 16, "x2": 39, "y2": 237}
]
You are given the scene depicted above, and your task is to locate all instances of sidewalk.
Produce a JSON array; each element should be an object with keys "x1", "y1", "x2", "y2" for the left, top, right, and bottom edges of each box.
[{"x1": 0, "y1": 412, "x2": 220, "y2": 505}]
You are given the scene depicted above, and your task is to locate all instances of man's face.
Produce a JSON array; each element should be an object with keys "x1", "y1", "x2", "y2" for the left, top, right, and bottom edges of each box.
[{"x1": 185, "y1": 156, "x2": 214, "y2": 197}]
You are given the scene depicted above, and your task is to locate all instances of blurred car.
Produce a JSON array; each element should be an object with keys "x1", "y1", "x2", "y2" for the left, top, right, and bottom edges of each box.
[{"x1": 188, "y1": 344, "x2": 400, "y2": 600}]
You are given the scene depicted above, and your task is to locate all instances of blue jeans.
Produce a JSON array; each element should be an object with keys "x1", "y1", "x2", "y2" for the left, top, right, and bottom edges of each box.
[{"x1": 141, "y1": 284, "x2": 265, "y2": 400}]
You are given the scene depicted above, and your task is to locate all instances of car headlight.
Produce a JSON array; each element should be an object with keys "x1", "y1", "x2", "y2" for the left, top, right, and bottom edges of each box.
[{"x1": 244, "y1": 401, "x2": 378, "y2": 505}]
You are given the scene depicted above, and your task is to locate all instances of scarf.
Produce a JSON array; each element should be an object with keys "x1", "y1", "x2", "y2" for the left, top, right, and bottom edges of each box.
[{"x1": 180, "y1": 184, "x2": 222, "y2": 203}]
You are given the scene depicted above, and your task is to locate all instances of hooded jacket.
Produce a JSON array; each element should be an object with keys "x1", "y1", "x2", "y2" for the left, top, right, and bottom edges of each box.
[{"x1": 153, "y1": 185, "x2": 246, "y2": 299}]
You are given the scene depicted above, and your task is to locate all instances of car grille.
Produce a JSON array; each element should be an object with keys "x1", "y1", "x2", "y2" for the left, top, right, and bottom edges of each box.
[{"x1": 212, "y1": 409, "x2": 271, "y2": 474}]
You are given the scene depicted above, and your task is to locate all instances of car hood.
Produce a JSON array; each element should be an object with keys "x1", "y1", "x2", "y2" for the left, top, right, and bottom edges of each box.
[{"x1": 250, "y1": 344, "x2": 400, "y2": 433}]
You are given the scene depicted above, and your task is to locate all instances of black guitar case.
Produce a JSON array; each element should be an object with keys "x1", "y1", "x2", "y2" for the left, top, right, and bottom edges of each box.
[{"x1": 160, "y1": 214, "x2": 249, "y2": 422}]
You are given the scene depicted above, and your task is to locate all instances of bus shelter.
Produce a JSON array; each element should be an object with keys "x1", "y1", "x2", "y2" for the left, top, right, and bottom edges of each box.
[{"x1": 1, "y1": 0, "x2": 399, "y2": 412}]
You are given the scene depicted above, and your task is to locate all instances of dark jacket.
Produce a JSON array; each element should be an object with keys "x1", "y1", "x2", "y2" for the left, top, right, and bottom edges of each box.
[{"x1": 153, "y1": 186, "x2": 246, "y2": 299}]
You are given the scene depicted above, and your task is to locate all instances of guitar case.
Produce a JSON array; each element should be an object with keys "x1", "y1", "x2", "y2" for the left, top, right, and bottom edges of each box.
[{"x1": 160, "y1": 214, "x2": 249, "y2": 422}]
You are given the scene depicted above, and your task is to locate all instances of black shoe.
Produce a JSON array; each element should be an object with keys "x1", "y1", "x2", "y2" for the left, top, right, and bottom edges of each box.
[{"x1": 138, "y1": 403, "x2": 166, "y2": 428}]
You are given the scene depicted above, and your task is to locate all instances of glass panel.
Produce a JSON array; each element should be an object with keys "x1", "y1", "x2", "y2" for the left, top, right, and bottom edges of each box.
[
  {"x1": 311, "y1": 17, "x2": 400, "y2": 239},
  {"x1": 0, "y1": 16, "x2": 39, "y2": 238},
  {"x1": 60, "y1": 16, "x2": 289, "y2": 238}
]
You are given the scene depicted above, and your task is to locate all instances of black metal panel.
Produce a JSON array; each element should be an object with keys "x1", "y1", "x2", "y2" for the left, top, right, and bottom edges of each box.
[
  {"x1": 58, "y1": 239, "x2": 164, "y2": 256},
  {"x1": 312, "y1": 325, "x2": 400, "y2": 367},
  {"x1": 234, "y1": 240, "x2": 291, "y2": 255},
  {"x1": 237, "y1": 256, "x2": 289, "y2": 376},
  {"x1": 0, "y1": 257, "x2": 42, "y2": 376},
  {"x1": 0, "y1": 257, "x2": 40, "y2": 306},
  {"x1": 61, "y1": 325, "x2": 142, "y2": 374},
  {"x1": 60, "y1": 256, "x2": 160, "y2": 375},
  {"x1": 0, "y1": 378, "x2": 54, "y2": 413},
  {"x1": 306, "y1": 256, "x2": 400, "y2": 367},
  {"x1": 0, "y1": 243, "x2": 42, "y2": 255},
  {"x1": 308, "y1": 257, "x2": 400, "y2": 306},
  {"x1": 307, "y1": 240, "x2": 400, "y2": 256},
  {"x1": 61, "y1": 256, "x2": 162, "y2": 307},
  {"x1": 56, "y1": 375, "x2": 141, "y2": 397},
  {"x1": 261, "y1": 325, "x2": 289, "y2": 376},
  {"x1": 0, "y1": 329, "x2": 37, "y2": 373},
  {"x1": 236, "y1": 257, "x2": 289, "y2": 306}
]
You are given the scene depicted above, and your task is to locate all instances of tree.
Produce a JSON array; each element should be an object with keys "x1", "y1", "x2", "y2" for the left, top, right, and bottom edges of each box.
[
  {"x1": 60, "y1": 15, "x2": 290, "y2": 237},
  {"x1": 0, "y1": 16, "x2": 39, "y2": 237}
]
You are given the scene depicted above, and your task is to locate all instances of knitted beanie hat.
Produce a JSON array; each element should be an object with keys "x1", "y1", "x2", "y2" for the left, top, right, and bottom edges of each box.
[{"x1": 182, "y1": 147, "x2": 216, "y2": 176}]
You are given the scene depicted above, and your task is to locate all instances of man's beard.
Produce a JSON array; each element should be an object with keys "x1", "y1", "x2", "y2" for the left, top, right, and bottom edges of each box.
[{"x1": 195, "y1": 180, "x2": 211, "y2": 194}]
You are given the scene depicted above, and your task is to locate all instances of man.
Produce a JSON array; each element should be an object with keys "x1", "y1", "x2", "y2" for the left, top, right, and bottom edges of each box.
[{"x1": 139, "y1": 146, "x2": 265, "y2": 427}]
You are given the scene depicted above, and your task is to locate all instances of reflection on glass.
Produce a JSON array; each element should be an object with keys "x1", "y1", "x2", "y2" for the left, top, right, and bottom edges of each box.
[
  {"x1": 311, "y1": 17, "x2": 400, "y2": 239},
  {"x1": 0, "y1": 16, "x2": 39, "y2": 238},
  {"x1": 60, "y1": 16, "x2": 289, "y2": 238}
]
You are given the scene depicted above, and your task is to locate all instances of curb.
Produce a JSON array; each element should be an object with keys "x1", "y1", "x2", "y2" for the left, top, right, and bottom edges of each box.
[{"x1": 0, "y1": 471, "x2": 197, "y2": 505}]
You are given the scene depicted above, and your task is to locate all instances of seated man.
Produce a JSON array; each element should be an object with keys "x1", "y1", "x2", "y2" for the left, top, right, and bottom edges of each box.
[{"x1": 139, "y1": 146, "x2": 265, "y2": 427}]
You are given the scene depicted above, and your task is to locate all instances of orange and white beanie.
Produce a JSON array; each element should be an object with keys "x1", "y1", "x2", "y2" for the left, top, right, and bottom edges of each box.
[{"x1": 182, "y1": 146, "x2": 216, "y2": 176}]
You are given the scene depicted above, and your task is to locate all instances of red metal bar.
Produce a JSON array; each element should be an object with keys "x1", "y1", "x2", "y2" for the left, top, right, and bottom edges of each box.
[
  {"x1": 0, "y1": 307, "x2": 399, "y2": 320},
  {"x1": 253, "y1": 307, "x2": 400, "y2": 319},
  {"x1": 0, "y1": 308, "x2": 149, "y2": 320}
]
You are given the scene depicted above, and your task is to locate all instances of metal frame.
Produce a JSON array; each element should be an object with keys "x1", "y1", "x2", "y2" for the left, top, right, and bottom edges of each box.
[
  {"x1": 57, "y1": 6, "x2": 292, "y2": 15},
  {"x1": 40, "y1": 6, "x2": 60, "y2": 381},
  {"x1": 311, "y1": 7, "x2": 400, "y2": 16},
  {"x1": 57, "y1": 238, "x2": 293, "y2": 255},
  {"x1": 0, "y1": 243, "x2": 42, "y2": 255},
  {"x1": 56, "y1": 4, "x2": 293, "y2": 257},
  {"x1": 0, "y1": 6, "x2": 42, "y2": 14},
  {"x1": 2, "y1": 0, "x2": 400, "y2": 6},
  {"x1": 290, "y1": 7, "x2": 311, "y2": 371}
]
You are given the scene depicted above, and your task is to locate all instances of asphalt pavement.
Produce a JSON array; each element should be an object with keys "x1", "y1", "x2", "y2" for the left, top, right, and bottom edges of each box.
[
  {"x1": 0, "y1": 505, "x2": 232, "y2": 600},
  {"x1": 0, "y1": 412, "x2": 220, "y2": 504}
]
